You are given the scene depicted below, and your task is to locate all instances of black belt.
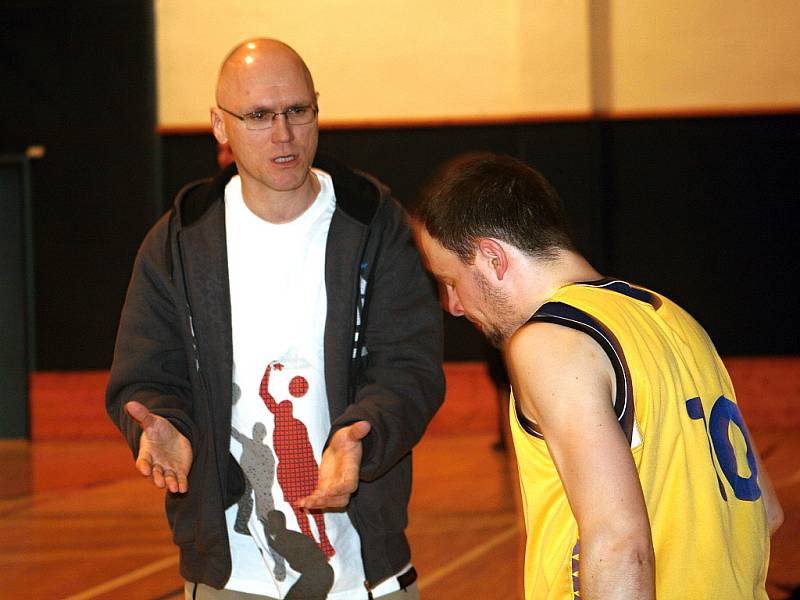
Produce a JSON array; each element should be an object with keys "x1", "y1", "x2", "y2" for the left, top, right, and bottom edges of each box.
[
  {"x1": 397, "y1": 566, "x2": 418, "y2": 589},
  {"x1": 366, "y1": 566, "x2": 418, "y2": 599}
]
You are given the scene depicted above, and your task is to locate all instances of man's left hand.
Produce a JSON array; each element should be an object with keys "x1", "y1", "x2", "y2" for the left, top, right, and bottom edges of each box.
[{"x1": 298, "y1": 420, "x2": 371, "y2": 510}]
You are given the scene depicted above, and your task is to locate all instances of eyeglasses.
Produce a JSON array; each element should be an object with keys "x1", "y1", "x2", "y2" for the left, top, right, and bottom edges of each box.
[{"x1": 217, "y1": 104, "x2": 318, "y2": 130}]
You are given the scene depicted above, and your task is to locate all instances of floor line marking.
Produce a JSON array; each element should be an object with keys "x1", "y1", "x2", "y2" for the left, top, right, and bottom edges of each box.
[
  {"x1": 417, "y1": 525, "x2": 520, "y2": 591},
  {"x1": 61, "y1": 554, "x2": 178, "y2": 600}
]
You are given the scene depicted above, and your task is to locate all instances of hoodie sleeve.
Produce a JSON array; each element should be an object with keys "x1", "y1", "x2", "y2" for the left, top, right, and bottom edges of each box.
[{"x1": 105, "y1": 213, "x2": 199, "y2": 458}]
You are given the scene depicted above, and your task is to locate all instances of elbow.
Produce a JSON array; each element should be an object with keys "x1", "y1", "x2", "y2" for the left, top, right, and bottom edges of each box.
[
  {"x1": 580, "y1": 527, "x2": 655, "y2": 594},
  {"x1": 767, "y1": 501, "x2": 785, "y2": 536},
  {"x1": 587, "y1": 533, "x2": 654, "y2": 569}
]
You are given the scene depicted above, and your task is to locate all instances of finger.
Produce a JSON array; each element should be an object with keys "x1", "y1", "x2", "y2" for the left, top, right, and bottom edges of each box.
[
  {"x1": 296, "y1": 491, "x2": 322, "y2": 509},
  {"x1": 345, "y1": 420, "x2": 371, "y2": 442},
  {"x1": 320, "y1": 494, "x2": 350, "y2": 508},
  {"x1": 305, "y1": 495, "x2": 350, "y2": 510},
  {"x1": 176, "y1": 471, "x2": 189, "y2": 494},
  {"x1": 125, "y1": 401, "x2": 156, "y2": 429},
  {"x1": 151, "y1": 464, "x2": 166, "y2": 489},
  {"x1": 163, "y1": 469, "x2": 180, "y2": 494},
  {"x1": 298, "y1": 490, "x2": 350, "y2": 510},
  {"x1": 134, "y1": 454, "x2": 153, "y2": 477}
]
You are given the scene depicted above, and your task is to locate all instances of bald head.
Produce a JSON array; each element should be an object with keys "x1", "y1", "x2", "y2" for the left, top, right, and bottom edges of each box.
[
  {"x1": 210, "y1": 37, "x2": 320, "y2": 213},
  {"x1": 216, "y1": 38, "x2": 315, "y2": 106}
]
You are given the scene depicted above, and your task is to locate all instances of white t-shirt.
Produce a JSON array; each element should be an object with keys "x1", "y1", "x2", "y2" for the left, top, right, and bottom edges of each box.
[{"x1": 223, "y1": 170, "x2": 367, "y2": 598}]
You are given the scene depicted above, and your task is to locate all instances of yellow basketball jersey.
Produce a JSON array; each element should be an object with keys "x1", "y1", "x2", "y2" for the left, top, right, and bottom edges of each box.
[{"x1": 509, "y1": 279, "x2": 769, "y2": 600}]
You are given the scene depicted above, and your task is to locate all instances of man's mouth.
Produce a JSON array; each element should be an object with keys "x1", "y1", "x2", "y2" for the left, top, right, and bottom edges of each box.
[{"x1": 273, "y1": 154, "x2": 296, "y2": 164}]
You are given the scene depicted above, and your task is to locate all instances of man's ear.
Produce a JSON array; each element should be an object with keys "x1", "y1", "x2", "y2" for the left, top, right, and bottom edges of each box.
[
  {"x1": 476, "y1": 238, "x2": 508, "y2": 281},
  {"x1": 210, "y1": 107, "x2": 228, "y2": 144}
]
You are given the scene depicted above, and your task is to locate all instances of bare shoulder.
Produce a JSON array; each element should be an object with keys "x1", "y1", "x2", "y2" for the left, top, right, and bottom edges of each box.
[
  {"x1": 505, "y1": 320, "x2": 609, "y2": 387},
  {"x1": 506, "y1": 319, "x2": 600, "y2": 362},
  {"x1": 505, "y1": 320, "x2": 614, "y2": 427}
]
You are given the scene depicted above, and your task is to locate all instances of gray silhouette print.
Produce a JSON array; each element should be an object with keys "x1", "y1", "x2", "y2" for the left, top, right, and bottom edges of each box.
[
  {"x1": 232, "y1": 381, "x2": 242, "y2": 404},
  {"x1": 267, "y1": 510, "x2": 334, "y2": 600},
  {"x1": 231, "y1": 423, "x2": 286, "y2": 581}
]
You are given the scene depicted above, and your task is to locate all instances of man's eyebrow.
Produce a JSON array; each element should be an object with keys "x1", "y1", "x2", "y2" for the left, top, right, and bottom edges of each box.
[
  {"x1": 245, "y1": 101, "x2": 314, "y2": 113},
  {"x1": 242, "y1": 105, "x2": 276, "y2": 115}
]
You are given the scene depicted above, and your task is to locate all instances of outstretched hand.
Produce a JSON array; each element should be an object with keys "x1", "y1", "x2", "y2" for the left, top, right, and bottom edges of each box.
[
  {"x1": 125, "y1": 400, "x2": 193, "y2": 494},
  {"x1": 298, "y1": 420, "x2": 372, "y2": 510}
]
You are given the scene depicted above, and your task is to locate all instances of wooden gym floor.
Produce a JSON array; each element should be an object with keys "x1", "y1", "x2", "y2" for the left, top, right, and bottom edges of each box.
[{"x1": 1, "y1": 361, "x2": 798, "y2": 599}]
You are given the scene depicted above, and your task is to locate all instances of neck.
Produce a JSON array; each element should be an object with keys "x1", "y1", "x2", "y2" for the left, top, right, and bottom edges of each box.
[
  {"x1": 518, "y1": 250, "x2": 602, "y2": 318},
  {"x1": 240, "y1": 170, "x2": 320, "y2": 224}
]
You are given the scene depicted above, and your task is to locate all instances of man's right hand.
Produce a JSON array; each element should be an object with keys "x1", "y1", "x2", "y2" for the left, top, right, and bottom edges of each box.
[{"x1": 125, "y1": 400, "x2": 192, "y2": 494}]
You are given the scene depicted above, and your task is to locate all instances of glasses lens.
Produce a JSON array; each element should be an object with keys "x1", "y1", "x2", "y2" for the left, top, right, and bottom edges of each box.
[
  {"x1": 244, "y1": 112, "x2": 274, "y2": 131},
  {"x1": 242, "y1": 107, "x2": 317, "y2": 130},
  {"x1": 286, "y1": 106, "x2": 316, "y2": 126}
]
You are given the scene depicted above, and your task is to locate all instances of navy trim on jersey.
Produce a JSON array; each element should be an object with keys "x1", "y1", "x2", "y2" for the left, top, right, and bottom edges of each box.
[
  {"x1": 571, "y1": 540, "x2": 581, "y2": 597},
  {"x1": 515, "y1": 402, "x2": 545, "y2": 439},
  {"x1": 577, "y1": 278, "x2": 662, "y2": 309},
  {"x1": 516, "y1": 301, "x2": 636, "y2": 444}
]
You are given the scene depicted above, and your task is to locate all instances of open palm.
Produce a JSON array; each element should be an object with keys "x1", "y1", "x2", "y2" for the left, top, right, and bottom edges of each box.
[{"x1": 126, "y1": 401, "x2": 193, "y2": 494}]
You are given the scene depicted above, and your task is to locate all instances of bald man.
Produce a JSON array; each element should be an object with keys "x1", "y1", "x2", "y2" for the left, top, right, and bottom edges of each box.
[{"x1": 106, "y1": 39, "x2": 444, "y2": 600}]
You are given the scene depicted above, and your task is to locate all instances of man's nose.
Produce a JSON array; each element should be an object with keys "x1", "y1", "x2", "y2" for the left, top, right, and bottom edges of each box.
[
  {"x1": 270, "y1": 114, "x2": 293, "y2": 142},
  {"x1": 444, "y1": 286, "x2": 465, "y2": 317}
]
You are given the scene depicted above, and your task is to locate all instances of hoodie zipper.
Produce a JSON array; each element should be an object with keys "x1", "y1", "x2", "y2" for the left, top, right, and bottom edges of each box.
[{"x1": 177, "y1": 231, "x2": 203, "y2": 377}]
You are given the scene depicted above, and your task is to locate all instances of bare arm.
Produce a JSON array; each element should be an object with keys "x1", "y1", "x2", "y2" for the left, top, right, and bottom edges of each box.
[
  {"x1": 230, "y1": 426, "x2": 245, "y2": 445},
  {"x1": 259, "y1": 362, "x2": 282, "y2": 413},
  {"x1": 751, "y1": 437, "x2": 784, "y2": 535},
  {"x1": 506, "y1": 323, "x2": 655, "y2": 600}
]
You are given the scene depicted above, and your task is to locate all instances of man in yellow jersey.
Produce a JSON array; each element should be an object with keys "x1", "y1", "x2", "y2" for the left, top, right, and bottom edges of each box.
[{"x1": 412, "y1": 152, "x2": 783, "y2": 600}]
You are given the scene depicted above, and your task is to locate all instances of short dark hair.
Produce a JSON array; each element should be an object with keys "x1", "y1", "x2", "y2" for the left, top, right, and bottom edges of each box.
[{"x1": 413, "y1": 152, "x2": 574, "y2": 263}]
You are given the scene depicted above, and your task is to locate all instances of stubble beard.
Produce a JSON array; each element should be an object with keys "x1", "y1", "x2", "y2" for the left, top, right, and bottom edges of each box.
[{"x1": 472, "y1": 270, "x2": 519, "y2": 349}]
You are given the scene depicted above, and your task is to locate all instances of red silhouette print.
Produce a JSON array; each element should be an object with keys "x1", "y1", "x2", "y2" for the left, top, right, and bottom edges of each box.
[
  {"x1": 289, "y1": 376, "x2": 309, "y2": 398},
  {"x1": 260, "y1": 362, "x2": 335, "y2": 559}
]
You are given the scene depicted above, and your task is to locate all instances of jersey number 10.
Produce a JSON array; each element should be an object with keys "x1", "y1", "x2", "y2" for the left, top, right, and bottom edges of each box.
[{"x1": 685, "y1": 395, "x2": 761, "y2": 502}]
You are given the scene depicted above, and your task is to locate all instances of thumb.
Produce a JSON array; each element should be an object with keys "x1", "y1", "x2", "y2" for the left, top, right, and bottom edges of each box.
[
  {"x1": 125, "y1": 400, "x2": 155, "y2": 429},
  {"x1": 347, "y1": 420, "x2": 371, "y2": 441}
]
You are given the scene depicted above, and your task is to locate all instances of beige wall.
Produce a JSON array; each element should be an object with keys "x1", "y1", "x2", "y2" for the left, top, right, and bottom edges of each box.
[
  {"x1": 610, "y1": 0, "x2": 800, "y2": 113},
  {"x1": 156, "y1": 0, "x2": 800, "y2": 128}
]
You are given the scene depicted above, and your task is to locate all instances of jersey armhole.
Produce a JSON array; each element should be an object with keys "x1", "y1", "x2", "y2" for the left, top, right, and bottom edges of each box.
[{"x1": 520, "y1": 302, "x2": 638, "y2": 446}]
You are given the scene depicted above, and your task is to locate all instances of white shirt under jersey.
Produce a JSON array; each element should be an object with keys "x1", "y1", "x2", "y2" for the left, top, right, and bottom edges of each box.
[{"x1": 224, "y1": 170, "x2": 368, "y2": 598}]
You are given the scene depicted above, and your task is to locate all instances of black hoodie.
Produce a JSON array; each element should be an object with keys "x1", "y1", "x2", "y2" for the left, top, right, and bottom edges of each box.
[{"x1": 106, "y1": 156, "x2": 445, "y2": 590}]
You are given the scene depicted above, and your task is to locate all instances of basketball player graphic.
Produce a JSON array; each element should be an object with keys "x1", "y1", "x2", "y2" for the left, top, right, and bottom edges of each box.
[
  {"x1": 260, "y1": 361, "x2": 335, "y2": 559},
  {"x1": 230, "y1": 423, "x2": 286, "y2": 580},
  {"x1": 266, "y1": 510, "x2": 334, "y2": 600}
]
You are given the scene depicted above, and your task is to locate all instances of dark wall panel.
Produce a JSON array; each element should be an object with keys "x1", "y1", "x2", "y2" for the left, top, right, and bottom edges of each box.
[
  {"x1": 160, "y1": 132, "x2": 219, "y2": 214},
  {"x1": 1, "y1": 1, "x2": 158, "y2": 369},
  {"x1": 0, "y1": 157, "x2": 32, "y2": 437},
  {"x1": 606, "y1": 115, "x2": 800, "y2": 355}
]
